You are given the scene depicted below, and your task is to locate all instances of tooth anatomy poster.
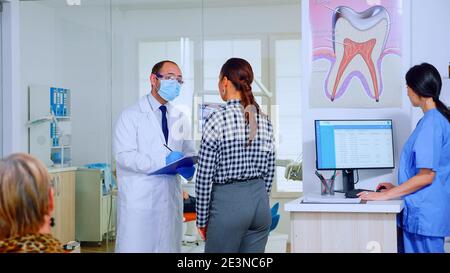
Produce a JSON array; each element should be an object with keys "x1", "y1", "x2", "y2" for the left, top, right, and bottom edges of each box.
[{"x1": 309, "y1": 0, "x2": 403, "y2": 108}]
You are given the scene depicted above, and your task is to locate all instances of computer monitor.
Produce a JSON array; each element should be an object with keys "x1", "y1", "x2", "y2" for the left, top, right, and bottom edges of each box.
[
  {"x1": 315, "y1": 120, "x2": 395, "y2": 192},
  {"x1": 198, "y1": 103, "x2": 224, "y2": 133}
]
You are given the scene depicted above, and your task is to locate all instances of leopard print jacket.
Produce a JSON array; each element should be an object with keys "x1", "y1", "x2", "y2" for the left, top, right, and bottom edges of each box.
[{"x1": 0, "y1": 233, "x2": 67, "y2": 253}]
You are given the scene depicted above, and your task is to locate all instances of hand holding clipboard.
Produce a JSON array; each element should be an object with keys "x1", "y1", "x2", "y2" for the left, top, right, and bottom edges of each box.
[{"x1": 148, "y1": 144, "x2": 198, "y2": 179}]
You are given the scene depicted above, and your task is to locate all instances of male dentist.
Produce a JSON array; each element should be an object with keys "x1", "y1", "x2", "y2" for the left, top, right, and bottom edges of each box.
[{"x1": 114, "y1": 60, "x2": 196, "y2": 253}]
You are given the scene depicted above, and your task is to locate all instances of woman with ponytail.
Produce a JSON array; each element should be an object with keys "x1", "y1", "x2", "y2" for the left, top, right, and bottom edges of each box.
[
  {"x1": 359, "y1": 63, "x2": 450, "y2": 253},
  {"x1": 195, "y1": 58, "x2": 276, "y2": 253}
]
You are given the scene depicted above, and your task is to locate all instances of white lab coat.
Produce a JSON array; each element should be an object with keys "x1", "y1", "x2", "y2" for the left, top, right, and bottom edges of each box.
[{"x1": 113, "y1": 95, "x2": 196, "y2": 253}]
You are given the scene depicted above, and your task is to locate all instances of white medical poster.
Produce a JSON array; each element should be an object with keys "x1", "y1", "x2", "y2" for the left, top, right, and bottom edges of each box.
[{"x1": 309, "y1": 0, "x2": 403, "y2": 108}]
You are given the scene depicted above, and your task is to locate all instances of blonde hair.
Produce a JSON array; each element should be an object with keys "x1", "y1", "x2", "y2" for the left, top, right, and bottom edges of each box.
[{"x1": 0, "y1": 153, "x2": 52, "y2": 239}]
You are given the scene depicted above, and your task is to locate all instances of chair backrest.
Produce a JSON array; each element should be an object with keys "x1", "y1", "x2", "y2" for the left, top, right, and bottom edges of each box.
[
  {"x1": 270, "y1": 202, "x2": 280, "y2": 232},
  {"x1": 271, "y1": 202, "x2": 279, "y2": 216},
  {"x1": 270, "y1": 214, "x2": 280, "y2": 232}
]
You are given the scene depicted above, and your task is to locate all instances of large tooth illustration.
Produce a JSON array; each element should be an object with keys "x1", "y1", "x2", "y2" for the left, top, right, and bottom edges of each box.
[{"x1": 328, "y1": 5, "x2": 390, "y2": 102}]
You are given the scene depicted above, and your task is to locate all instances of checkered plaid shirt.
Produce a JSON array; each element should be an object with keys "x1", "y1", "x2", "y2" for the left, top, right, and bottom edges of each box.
[{"x1": 195, "y1": 99, "x2": 276, "y2": 228}]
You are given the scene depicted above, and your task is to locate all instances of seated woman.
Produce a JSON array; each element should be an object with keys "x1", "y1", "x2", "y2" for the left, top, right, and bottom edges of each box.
[{"x1": 0, "y1": 153, "x2": 66, "y2": 253}]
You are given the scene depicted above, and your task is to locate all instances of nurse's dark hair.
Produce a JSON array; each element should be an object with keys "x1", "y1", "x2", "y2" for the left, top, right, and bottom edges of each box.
[
  {"x1": 406, "y1": 63, "x2": 450, "y2": 122},
  {"x1": 151, "y1": 60, "x2": 178, "y2": 75},
  {"x1": 220, "y1": 58, "x2": 264, "y2": 146}
]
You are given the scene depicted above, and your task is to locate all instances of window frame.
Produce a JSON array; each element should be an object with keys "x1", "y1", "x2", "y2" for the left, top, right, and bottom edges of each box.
[
  {"x1": 194, "y1": 34, "x2": 272, "y2": 147},
  {"x1": 136, "y1": 36, "x2": 199, "y2": 137},
  {"x1": 269, "y1": 34, "x2": 303, "y2": 199}
]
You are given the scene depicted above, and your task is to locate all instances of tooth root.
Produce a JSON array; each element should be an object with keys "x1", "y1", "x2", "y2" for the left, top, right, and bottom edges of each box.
[
  {"x1": 331, "y1": 39, "x2": 354, "y2": 101},
  {"x1": 327, "y1": 5, "x2": 390, "y2": 103},
  {"x1": 362, "y1": 39, "x2": 379, "y2": 102},
  {"x1": 331, "y1": 38, "x2": 379, "y2": 102}
]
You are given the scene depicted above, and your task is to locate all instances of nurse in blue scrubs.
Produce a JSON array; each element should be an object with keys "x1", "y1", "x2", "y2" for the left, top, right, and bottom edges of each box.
[{"x1": 359, "y1": 63, "x2": 450, "y2": 253}]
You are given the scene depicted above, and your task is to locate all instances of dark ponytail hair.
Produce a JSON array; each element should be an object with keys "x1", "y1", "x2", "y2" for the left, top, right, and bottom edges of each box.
[
  {"x1": 220, "y1": 58, "x2": 262, "y2": 146},
  {"x1": 406, "y1": 63, "x2": 450, "y2": 122}
]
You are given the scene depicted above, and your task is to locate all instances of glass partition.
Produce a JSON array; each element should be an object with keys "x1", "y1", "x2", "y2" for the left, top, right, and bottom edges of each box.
[
  {"x1": 111, "y1": 0, "x2": 203, "y2": 148},
  {"x1": 202, "y1": 0, "x2": 302, "y2": 194},
  {"x1": 19, "y1": 0, "x2": 302, "y2": 252},
  {"x1": 21, "y1": 1, "x2": 302, "y2": 193},
  {"x1": 20, "y1": 0, "x2": 113, "y2": 166}
]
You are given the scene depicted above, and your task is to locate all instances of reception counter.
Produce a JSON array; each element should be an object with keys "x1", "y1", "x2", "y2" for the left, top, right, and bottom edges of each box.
[{"x1": 285, "y1": 195, "x2": 404, "y2": 253}]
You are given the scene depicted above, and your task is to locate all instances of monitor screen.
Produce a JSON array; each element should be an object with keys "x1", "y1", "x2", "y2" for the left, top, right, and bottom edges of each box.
[
  {"x1": 198, "y1": 103, "x2": 224, "y2": 133},
  {"x1": 315, "y1": 120, "x2": 394, "y2": 170}
]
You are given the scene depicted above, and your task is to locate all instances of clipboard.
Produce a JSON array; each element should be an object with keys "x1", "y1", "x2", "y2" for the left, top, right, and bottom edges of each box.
[{"x1": 148, "y1": 156, "x2": 198, "y2": 176}]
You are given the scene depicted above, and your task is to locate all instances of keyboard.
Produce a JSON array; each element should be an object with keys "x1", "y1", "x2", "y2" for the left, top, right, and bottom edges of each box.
[{"x1": 345, "y1": 189, "x2": 374, "y2": 199}]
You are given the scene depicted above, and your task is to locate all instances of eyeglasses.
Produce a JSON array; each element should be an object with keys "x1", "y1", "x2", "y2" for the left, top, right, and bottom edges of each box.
[{"x1": 155, "y1": 73, "x2": 184, "y2": 85}]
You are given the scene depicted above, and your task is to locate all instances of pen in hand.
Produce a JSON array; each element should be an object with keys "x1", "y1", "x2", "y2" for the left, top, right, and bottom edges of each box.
[{"x1": 164, "y1": 144, "x2": 173, "y2": 152}]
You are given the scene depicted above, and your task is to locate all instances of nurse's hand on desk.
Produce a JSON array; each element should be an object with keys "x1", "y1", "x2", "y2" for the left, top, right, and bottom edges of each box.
[
  {"x1": 357, "y1": 191, "x2": 389, "y2": 201},
  {"x1": 197, "y1": 226, "x2": 207, "y2": 241}
]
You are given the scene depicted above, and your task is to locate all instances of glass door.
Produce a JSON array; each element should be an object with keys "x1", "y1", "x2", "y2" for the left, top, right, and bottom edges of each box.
[{"x1": 20, "y1": 0, "x2": 113, "y2": 166}]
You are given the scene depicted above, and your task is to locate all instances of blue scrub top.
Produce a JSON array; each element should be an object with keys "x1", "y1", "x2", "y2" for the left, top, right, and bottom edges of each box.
[{"x1": 398, "y1": 109, "x2": 450, "y2": 237}]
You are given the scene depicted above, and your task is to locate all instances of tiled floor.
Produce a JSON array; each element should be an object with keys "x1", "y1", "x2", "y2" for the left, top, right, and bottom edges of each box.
[
  {"x1": 79, "y1": 227, "x2": 290, "y2": 253},
  {"x1": 181, "y1": 241, "x2": 205, "y2": 253},
  {"x1": 80, "y1": 240, "x2": 116, "y2": 253},
  {"x1": 80, "y1": 240, "x2": 290, "y2": 253},
  {"x1": 80, "y1": 240, "x2": 204, "y2": 253}
]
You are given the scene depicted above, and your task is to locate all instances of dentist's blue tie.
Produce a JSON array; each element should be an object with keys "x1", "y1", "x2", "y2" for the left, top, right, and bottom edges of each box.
[{"x1": 159, "y1": 105, "x2": 169, "y2": 145}]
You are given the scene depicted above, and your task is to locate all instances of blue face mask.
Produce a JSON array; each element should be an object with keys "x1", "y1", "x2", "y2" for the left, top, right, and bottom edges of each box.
[{"x1": 158, "y1": 79, "x2": 181, "y2": 102}]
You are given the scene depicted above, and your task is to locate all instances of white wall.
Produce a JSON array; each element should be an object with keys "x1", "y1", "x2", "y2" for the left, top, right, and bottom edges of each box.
[
  {"x1": 55, "y1": 7, "x2": 112, "y2": 166},
  {"x1": 20, "y1": 2, "x2": 57, "y2": 155},
  {"x1": 301, "y1": 0, "x2": 413, "y2": 194},
  {"x1": 2, "y1": 0, "x2": 21, "y2": 155},
  {"x1": 410, "y1": 0, "x2": 450, "y2": 126},
  {"x1": 20, "y1": 3, "x2": 112, "y2": 166}
]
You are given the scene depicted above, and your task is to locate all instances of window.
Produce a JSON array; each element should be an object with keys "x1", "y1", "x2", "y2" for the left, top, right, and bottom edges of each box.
[
  {"x1": 271, "y1": 37, "x2": 303, "y2": 195},
  {"x1": 203, "y1": 39, "x2": 262, "y2": 93},
  {"x1": 196, "y1": 38, "x2": 270, "y2": 144},
  {"x1": 138, "y1": 38, "x2": 195, "y2": 119}
]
